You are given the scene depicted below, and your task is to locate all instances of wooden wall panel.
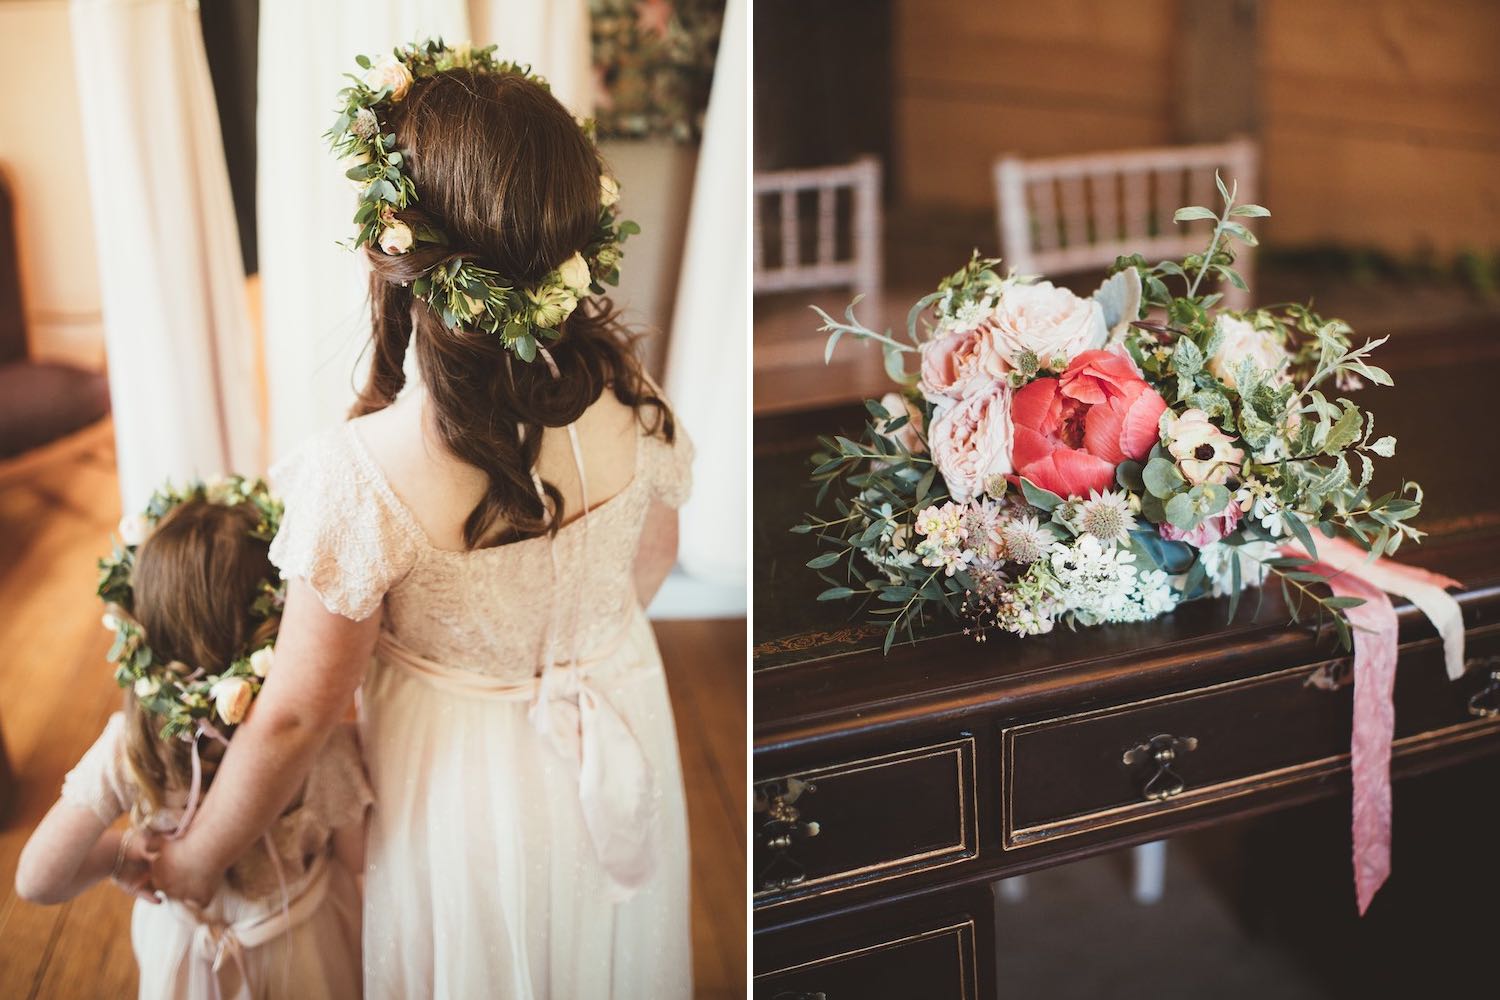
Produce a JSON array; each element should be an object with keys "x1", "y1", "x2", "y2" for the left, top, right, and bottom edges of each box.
[
  {"x1": 884, "y1": 0, "x2": 1500, "y2": 253},
  {"x1": 891, "y1": 0, "x2": 1179, "y2": 207},
  {"x1": 1261, "y1": 0, "x2": 1500, "y2": 251}
]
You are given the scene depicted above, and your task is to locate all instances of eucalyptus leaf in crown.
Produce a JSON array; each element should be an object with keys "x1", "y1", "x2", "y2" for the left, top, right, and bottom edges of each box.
[
  {"x1": 797, "y1": 178, "x2": 1427, "y2": 655},
  {"x1": 98, "y1": 477, "x2": 284, "y2": 740},
  {"x1": 327, "y1": 37, "x2": 641, "y2": 363}
]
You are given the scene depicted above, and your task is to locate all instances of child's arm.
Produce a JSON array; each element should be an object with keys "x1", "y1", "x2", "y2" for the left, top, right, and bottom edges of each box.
[
  {"x1": 18, "y1": 714, "x2": 155, "y2": 905},
  {"x1": 15, "y1": 803, "x2": 146, "y2": 905}
]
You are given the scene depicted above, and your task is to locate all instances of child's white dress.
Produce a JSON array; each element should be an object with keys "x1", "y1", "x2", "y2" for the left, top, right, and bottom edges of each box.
[
  {"x1": 60, "y1": 717, "x2": 371, "y2": 999},
  {"x1": 269, "y1": 417, "x2": 694, "y2": 999}
]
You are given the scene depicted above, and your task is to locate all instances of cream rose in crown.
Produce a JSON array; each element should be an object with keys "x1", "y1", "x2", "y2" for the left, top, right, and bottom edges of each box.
[{"x1": 797, "y1": 182, "x2": 1428, "y2": 654}]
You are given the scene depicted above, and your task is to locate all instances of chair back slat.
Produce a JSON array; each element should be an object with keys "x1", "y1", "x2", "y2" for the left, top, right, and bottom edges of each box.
[
  {"x1": 994, "y1": 139, "x2": 1258, "y2": 308},
  {"x1": 753, "y1": 157, "x2": 883, "y2": 302},
  {"x1": 780, "y1": 188, "x2": 799, "y2": 274}
]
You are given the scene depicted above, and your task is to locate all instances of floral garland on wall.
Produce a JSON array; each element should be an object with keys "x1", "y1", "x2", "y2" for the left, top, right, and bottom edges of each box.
[
  {"x1": 797, "y1": 181, "x2": 1427, "y2": 655},
  {"x1": 590, "y1": 0, "x2": 724, "y2": 143}
]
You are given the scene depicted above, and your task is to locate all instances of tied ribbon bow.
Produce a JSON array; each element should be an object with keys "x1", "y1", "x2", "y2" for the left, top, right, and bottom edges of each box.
[
  {"x1": 168, "y1": 854, "x2": 333, "y2": 1000},
  {"x1": 376, "y1": 625, "x2": 660, "y2": 901},
  {"x1": 167, "y1": 720, "x2": 294, "y2": 996},
  {"x1": 1284, "y1": 535, "x2": 1463, "y2": 914},
  {"x1": 189, "y1": 917, "x2": 251, "y2": 1000},
  {"x1": 527, "y1": 658, "x2": 659, "y2": 900}
]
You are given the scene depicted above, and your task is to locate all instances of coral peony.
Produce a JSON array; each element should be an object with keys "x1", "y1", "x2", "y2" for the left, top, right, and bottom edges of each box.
[{"x1": 1009, "y1": 351, "x2": 1166, "y2": 498}]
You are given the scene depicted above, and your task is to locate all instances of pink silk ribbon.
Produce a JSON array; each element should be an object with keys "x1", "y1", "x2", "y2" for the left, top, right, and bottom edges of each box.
[
  {"x1": 169, "y1": 853, "x2": 332, "y2": 1000},
  {"x1": 167, "y1": 721, "x2": 294, "y2": 998},
  {"x1": 1282, "y1": 535, "x2": 1463, "y2": 913}
]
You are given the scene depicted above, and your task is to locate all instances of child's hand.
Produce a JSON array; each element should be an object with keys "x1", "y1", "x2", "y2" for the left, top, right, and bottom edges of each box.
[
  {"x1": 147, "y1": 837, "x2": 221, "y2": 907},
  {"x1": 110, "y1": 830, "x2": 163, "y2": 905}
]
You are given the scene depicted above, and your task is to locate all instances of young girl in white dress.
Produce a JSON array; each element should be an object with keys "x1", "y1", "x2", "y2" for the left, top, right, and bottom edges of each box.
[
  {"x1": 15, "y1": 491, "x2": 371, "y2": 999},
  {"x1": 147, "y1": 43, "x2": 695, "y2": 998}
]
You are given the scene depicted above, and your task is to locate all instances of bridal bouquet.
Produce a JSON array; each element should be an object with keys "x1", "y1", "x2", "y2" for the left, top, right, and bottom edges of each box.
[{"x1": 797, "y1": 180, "x2": 1425, "y2": 654}]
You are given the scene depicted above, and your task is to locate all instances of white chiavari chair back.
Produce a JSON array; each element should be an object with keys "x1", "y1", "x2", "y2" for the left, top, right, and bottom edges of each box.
[
  {"x1": 753, "y1": 156, "x2": 882, "y2": 302},
  {"x1": 993, "y1": 139, "x2": 1258, "y2": 309}
]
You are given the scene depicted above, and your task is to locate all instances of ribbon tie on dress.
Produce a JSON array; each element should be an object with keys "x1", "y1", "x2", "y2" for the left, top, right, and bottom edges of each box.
[
  {"x1": 169, "y1": 854, "x2": 332, "y2": 1000},
  {"x1": 378, "y1": 624, "x2": 659, "y2": 900}
]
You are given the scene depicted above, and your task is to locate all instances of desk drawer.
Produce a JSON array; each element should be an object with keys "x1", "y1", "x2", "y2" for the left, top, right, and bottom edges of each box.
[
  {"x1": 753, "y1": 737, "x2": 978, "y2": 907},
  {"x1": 755, "y1": 918, "x2": 979, "y2": 1000},
  {"x1": 1002, "y1": 634, "x2": 1500, "y2": 848}
]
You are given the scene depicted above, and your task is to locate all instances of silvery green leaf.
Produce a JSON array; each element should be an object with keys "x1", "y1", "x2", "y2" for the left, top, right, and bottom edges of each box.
[
  {"x1": 1091, "y1": 267, "x2": 1142, "y2": 338},
  {"x1": 824, "y1": 329, "x2": 844, "y2": 365},
  {"x1": 1283, "y1": 511, "x2": 1318, "y2": 559},
  {"x1": 1174, "y1": 206, "x2": 1217, "y2": 223},
  {"x1": 1116, "y1": 460, "x2": 1145, "y2": 493},
  {"x1": 1172, "y1": 336, "x2": 1204, "y2": 376},
  {"x1": 1369, "y1": 436, "x2": 1397, "y2": 458},
  {"x1": 1143, "y1": 457, "x2": 1185, "y2": 499},
  {"x1": 1323, "y1": 403, "x2": 1363, "y2": 455},
  {"x1": 1229, "y1": 204, "x2": 1271, "y2": 218},
  {"x1": 1020, "y1": 478, "x2": 1065, "y2": 512},
  {"x1": 1196, "y1": 483, "x2": 1231, "y2": 515},
  {"x1": 1186, "y1": 389, "x2": 1233, "y2": 422},
  {"x1": 883, "y1": 342, "x2": 913, "y2": 385},
  {"x1": 1165, "y1": 493, "x2": 1200, "y2": 530}
]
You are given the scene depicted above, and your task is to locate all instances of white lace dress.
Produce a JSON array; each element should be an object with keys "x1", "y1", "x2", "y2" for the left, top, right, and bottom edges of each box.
[
  {"x1": 269, "y1": 418, "x2": 694, "y2": 1000},
  {"x1": 61, "y1": 718, "x2": 369, "y2": 1000}
]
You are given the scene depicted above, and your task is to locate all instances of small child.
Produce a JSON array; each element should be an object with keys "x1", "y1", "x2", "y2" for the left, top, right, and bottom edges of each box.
[{"x1": 16, "y1": 482, "x2": 369, "y2": 999}]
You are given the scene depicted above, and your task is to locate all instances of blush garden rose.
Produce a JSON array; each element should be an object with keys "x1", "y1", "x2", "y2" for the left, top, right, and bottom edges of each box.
[
  {"x1": 986, "y1": 281, "x2": 1108, "y2": 370},
  {"x1": 928, "y1": 384, "x2": 1015, "y2": 504}
]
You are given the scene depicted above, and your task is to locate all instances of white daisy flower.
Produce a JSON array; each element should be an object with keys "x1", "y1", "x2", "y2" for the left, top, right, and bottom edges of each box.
[
  {"x1": 1076, "y1": 489, "x2": 1136, "y2": 546},
  {"x1": 1001, "y1": 515, "x2": 1050, "y2": 564}
]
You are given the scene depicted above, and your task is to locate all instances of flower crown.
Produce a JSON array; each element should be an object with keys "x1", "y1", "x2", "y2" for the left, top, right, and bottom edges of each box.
[
  {"x1": 327, "y1": 38, "x2": 640, "y2": 363},
  {"x1": 97, "y1": 477, "x2": 285, "y2": 740}
]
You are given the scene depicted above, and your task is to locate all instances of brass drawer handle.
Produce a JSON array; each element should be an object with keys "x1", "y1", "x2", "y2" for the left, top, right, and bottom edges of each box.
[
  {"x1": 755, "y1": 777, "x2": 821, "y2": 892},
  {"x1": 1123, "y1": 734, "x2": 1199, "y2": 802},
  {"x1": 1467, "y1": 662, "x2": 1500, "y2": 719}
]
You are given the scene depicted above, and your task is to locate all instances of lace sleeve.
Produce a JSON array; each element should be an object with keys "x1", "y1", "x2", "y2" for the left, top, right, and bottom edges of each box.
[
  {"x1": 304, "y1": 723, "x2": 373, "y2": 833},
  {"x1": 269, "y1": 426, "x2": 421, "y2": 621},
  {"x1": 645, "y1": 421, "x2": 694, "y2": 510},
  {"x1": 59, "y1": 713, "x2": 132, "y2": 826}
]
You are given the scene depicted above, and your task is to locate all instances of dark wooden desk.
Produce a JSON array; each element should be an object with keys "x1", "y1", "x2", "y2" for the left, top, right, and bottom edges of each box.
[{"x1": 751, "y1": 326, "x2": 1500, "y2": 999}]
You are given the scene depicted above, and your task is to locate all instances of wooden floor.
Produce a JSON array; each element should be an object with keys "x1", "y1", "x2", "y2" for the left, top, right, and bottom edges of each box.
[{"x1": 0, "y1": 442, "x2": 746, "y2": 998}]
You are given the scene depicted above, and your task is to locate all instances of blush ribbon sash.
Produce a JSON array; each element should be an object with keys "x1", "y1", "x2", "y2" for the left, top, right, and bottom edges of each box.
[
  {"x1": 163, "y1": 852, "x2": 332, "y2": 1000},
  {"x1": 375, "y1": 617, "x2": 659, "y2": 901},
  {"x1": 1283, "y1": 535, "x2": 1463, "y2": 913}
]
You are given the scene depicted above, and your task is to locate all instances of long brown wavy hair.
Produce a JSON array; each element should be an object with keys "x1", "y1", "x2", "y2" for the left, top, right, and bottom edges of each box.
[
  {"x1": 352, "y1": 68, "x2": 673, "y2": 547},
  {"x1": 122, "y1": 501, "x2": 279, "y2": 887}
]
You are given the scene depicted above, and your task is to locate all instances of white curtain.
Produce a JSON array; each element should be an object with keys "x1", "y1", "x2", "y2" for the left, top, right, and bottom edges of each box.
[
  {"x1": 257, "y1": 0, "x2": 467, "y2": 460},
  {"x1": 468, "y1": 1, "x2": 592, "y2": 112},
  {"x1": 70, "y1": 0, "x2": 262, "y2": 510},
  {"x1": 662, "y1": 0, "x2": 747, "y2": 596},
  {"x1": 258, "y1": 0, "x2": 592, "y2": 461}
]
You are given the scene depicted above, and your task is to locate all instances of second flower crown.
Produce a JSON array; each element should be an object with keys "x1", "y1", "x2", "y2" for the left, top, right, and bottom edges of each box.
[{"x1": 327, "y1": 38, "x2": 639, "y2": 363}]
